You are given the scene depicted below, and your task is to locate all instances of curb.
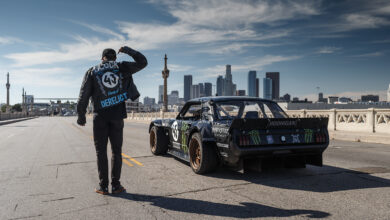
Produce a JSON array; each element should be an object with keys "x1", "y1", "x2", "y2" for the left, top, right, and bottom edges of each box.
[{"x1": 0, "y1": 117, "x2": 38, "y2": 126}]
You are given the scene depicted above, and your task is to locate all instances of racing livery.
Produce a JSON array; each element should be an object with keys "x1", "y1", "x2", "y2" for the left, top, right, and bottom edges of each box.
[{"x1": 149, "y1": 97, "x2": 329, "y2": 174}]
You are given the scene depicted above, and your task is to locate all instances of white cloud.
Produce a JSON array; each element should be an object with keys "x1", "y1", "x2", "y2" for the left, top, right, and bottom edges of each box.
[
  {"x1": 0, "y1": 36, "x2": 21, "y2": 45},
  {"x1": 316, "y1": 46, "x2": 341, "y2": 54},
  {"x1": 351, "y1": 51, "x2": 384, "y2": 57},
  {"x1": 9, "y1": 67, "x2": 78, "y2": 87}
]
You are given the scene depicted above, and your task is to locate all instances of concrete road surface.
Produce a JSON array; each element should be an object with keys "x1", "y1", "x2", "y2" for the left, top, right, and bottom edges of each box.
[{"x1": 0, "y1": 117, "x2": 389, "y2": 220}]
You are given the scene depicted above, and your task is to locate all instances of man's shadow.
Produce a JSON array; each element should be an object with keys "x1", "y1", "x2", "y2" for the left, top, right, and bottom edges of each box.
[{"x1": 111, "y1": 192, "x2": 330, "y2": 218}]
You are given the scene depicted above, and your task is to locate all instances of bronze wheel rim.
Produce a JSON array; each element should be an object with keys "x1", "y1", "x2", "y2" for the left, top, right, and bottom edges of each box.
[
  {"x1": 150, "y1": 130, "x2": 156, "y2": 152},
  {"x1": 190, "y1": 139, "x2": 201, "y2": 169}
]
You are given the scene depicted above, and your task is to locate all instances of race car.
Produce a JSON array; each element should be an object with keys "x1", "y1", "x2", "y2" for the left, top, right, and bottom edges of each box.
[{"x1": 149, "y1": 97, "x2": 329, "y2": 174}]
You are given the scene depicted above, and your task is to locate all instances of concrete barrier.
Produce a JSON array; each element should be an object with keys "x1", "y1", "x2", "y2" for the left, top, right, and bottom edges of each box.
[{"x1": 127, "y1": 109, "x2": 390, "y2": 144}]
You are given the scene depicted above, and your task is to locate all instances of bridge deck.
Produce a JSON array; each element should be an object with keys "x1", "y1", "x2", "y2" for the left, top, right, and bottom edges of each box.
[{"x1": 0, "y1": 117, "x2": 389, "y2": 219}]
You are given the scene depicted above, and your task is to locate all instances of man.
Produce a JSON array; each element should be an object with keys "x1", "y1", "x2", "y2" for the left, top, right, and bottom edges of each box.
[{"x1": 77, "y1": 46, "x2": 147, "y2": 195}]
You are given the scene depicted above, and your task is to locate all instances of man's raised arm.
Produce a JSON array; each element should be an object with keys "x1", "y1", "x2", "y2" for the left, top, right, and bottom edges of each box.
[
  {"x1": 118, "y1": 46, "x2": 148, "y2": 76},
  {"x1": 76, "y1": 68, "x2": 93, "y2": 125}
]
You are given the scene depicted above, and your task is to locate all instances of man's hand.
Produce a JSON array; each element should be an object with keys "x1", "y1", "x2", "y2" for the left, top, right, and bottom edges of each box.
[
  {"x1": 118, "y1": 46, "x2": 137, "y2": 56},
  {"x1": 77, "y1": 115, "x2": 86, "y2": 126}
]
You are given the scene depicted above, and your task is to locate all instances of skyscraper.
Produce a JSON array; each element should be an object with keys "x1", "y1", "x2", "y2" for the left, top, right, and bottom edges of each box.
[
  {"x1": 266, "y1": 72, "x2": 280, "y2": 100},
  {"x1": 256, "y1": 78, "x2": 259, "y2": 97},
  {"x1": 247, "y1": 71, "x2": 256, "y2": 97},
  {"x1": 387, "y1": 84, "x2": 390, "y2": 102},
  {"x1": 216, "y1": 75, "x2": 224, "y2": 96},
  {"x1": 204, "y1": 82, "x2": 212, "y2": 97},
  {"x1": 184, "y1": 75, "x2": 192, "y2": 101},
  {"x1": 263, "y1": 78, "x2": 272, "y2": 100},
  {"x1": 158, "y1": 85, "x2": 163, "y2": 104},
  {"x1": 198, "y1": 83, "x2": 204, "y2": 97},
  {"x1": 224, "y1": 65, "x2": 233, "y2": 96},
  {"x1": 191, "y1": 85, "x2": 200, "y2": 99}
]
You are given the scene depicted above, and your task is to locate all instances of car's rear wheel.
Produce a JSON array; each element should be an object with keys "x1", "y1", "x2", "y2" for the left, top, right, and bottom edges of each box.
[
  {"x1": 150, "y1": 126, "x2": 168, "y2": 155},
  {"x1": 189, "y1": 133, "x2": 218, "y2": 174}
]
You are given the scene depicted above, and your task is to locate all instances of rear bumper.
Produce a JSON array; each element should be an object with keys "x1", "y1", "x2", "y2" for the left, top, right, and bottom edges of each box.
[{"x1": 223, "y1": 142, "x2": 328, "y2": 164}]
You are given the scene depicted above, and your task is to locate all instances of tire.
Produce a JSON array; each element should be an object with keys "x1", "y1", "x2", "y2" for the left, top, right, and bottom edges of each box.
[
  {"x1": 188, "y1": 133, "x2": 218, "y2": 174},
  {"x1": 150, "y1": 126, "x2": 168, "y2": 155}
]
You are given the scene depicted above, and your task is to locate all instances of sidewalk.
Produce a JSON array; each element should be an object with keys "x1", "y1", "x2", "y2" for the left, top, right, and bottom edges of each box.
[
  {"x1": 0, "y1": 117, "x2": 37, "y2": 126},
  {"x1": 329, "y1": 130, "x2": 390, "y2": 145}
]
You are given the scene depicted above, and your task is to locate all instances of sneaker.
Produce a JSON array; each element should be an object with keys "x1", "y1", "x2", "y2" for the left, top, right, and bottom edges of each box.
[
  {"x1": 112, "y1": 185, "x2": 126, "y2": 194},
  {"x1": 95, "y1": 186, "x2": 109, "y2": 195}
]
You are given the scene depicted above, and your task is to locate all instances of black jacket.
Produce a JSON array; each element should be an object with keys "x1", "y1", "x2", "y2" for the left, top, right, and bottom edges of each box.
[{"x1": 77, "y1": 49, "x2": 147, "y2": 117}]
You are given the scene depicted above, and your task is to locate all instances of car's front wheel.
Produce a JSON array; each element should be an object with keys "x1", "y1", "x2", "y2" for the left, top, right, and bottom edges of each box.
[
  {"x1": 150, "y1": 126, "x2": 168, "y2": 155},
  {"x1": 188, "y1": 133, "x2": 218, "y2": 174}
]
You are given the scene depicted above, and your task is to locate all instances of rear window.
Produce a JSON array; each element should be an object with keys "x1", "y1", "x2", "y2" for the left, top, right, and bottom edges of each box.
[{"x1": 214, "y1": 100, "x2": 287, "y2": 120}]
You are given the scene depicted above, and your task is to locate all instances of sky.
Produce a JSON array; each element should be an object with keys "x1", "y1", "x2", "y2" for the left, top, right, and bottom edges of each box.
[{"x1": 0, "y1": 0, "x2": 390, "y2": 105}]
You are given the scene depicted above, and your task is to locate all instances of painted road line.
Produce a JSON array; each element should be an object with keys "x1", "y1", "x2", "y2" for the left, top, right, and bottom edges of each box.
[
  {"x1": 122, "y1": 158, "x2": 133, "y2": 167},
  {"x1": 122, "y1": 153, "x2": 144, "y2": 166}
]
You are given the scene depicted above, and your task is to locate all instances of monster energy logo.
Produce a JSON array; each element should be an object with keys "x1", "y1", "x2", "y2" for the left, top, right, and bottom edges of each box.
[
  {"x1": 181, "y1": 122, "x2": 189, "y2": 153},
  {"x1": 304, "y1": 129, "x2": 313, "y2": 143},
  {"x1": 248, "y1": 130, "x2": 261, "y2": 145}
]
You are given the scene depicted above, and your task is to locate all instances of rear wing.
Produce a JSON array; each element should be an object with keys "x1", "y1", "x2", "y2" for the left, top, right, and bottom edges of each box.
[{"x1": 229, "y1": 118, "x2": 329, "y2": 131}]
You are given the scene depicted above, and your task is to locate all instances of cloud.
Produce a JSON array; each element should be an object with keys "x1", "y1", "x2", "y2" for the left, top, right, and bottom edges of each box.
[
  {"x1": 351, "y1": 51, "x2": 384, "y2": 57},
  {"x1": 316, "y1": 46, "x2": 341, "y2": 54},
  {"x1": 0, "y1": 36, "x2": 22, "y2": 45},
  {"x1": 8, "y1": 67, "x2": 78, "y2": 87},
  {"x1": 151, "y1": 0, "x2": 322, "y2": 28}
]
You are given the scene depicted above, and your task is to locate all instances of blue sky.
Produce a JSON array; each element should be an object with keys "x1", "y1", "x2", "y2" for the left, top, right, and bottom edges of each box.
[{"x1": 0, "y1": 0, "x2": 389, "y2": 104}]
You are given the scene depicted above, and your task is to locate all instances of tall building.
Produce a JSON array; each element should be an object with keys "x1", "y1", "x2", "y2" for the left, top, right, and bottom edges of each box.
[
  {"x1": 184, "y1": 75, "x2": 192, "y2": 101},
  {"x1": 168, "y1": 90, "x2": 179, "y2": 105},
  {"x1": 283, "y1": 93, "x2": 291, "y2": 102},
  {"x1": 256, "y1": 78, "x2": 259, "y2": 97},
  {"x1": 198, "y1": 83, "x2": 204, "y2": 97},
  {"x1": 388, "y1": 84, "x2": 390, "y2": 102},
  {"x1": 263, "y1": 78, "x2": 272, "y2": 100},
  {"x1": 143, "y1": 97, "x2": 156, "y2": 106},
  {"x1": 158, "y1": 85, "x2": 163, "y2": 104},
  {"x1": 266, "y1": 72, "x2": 280, "y2": 100},
  {"x1": 236, "y1": 90, "x2": 246, "y2": 96},
  {"x1": 361, "y1": 95, "x2": 379, "y2": 102},
  {"x1": 247, "y1": 71, "x2": 257, "y2": 97},
  {"x1": 232, "y1": 84, "x2": 237, "y2": 96},
  {"x1": 191, "y1": 85, "x2": 200, "y2": 99},
  {"x1": 216, "y1": 76, "x2": 224, "y2": 96},
  {"x1": 224, "y1": 65, "x2": 233, "y2": 96},
  {"x1": 204, "y1": 82, "x2": 212, "y2": 97}
]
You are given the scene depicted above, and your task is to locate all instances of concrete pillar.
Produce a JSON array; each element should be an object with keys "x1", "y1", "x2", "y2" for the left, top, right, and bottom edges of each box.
[
  {"x1": 328, "y1": 108, "x2": 337, "y2": 131},
  {"x1": 367, "y1": 108, "x2": 375, "y2": 133},
  {"x1": 302, "y1": 109, "x2": 307, "y2": 118}
]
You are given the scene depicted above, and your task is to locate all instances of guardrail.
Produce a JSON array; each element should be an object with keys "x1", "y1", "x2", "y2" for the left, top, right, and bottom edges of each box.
[
  {"x1": 0, "y1": 112, "x2": 36, "y2": 121},
  {"x1": 128, "y1": 108, "x2": 390, "y2": 134}
]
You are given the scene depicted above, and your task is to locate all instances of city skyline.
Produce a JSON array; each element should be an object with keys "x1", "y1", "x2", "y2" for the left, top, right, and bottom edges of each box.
[{"x1": 0, "y1": 0, "x2": 390, "y2": 104}]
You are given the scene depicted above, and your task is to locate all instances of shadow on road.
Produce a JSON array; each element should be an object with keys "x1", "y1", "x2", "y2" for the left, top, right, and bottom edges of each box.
[
  {"x1": 206, "y1": 165, "x2": 390, "y2": 193},
  {"x1": 112, "y1": 192, "x2": 330, "y2": 218}
]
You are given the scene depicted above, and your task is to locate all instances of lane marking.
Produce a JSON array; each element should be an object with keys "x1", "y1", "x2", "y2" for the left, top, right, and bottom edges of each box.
[
  {"x1": 122, "y1": 153, "x2": 144, "y2": 166},
  {"x1": 122, "y1": 158, "x2": 133, "y2": 167}
]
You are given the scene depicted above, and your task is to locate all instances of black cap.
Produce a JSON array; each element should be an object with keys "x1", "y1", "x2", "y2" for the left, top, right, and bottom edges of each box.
[{"x1": 102, "y1": 48, "x2": 116, "y2": 60}]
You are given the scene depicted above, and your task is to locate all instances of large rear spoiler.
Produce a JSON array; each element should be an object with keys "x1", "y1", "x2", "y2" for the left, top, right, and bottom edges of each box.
[{"x1": 229, "y1": 118, "x2": 329, "y2": 131}]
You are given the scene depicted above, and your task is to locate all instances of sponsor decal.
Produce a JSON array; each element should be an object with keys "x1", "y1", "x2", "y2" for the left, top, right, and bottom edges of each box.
[
  {"x1": 268, "y1": 120, "x2": 297, "y2": 127},
  {"x1": 291, "y1": 134, "x2": 300, "y2": 143},
  {"x1": 93, "y1": 61, "x2": 119, "y2": 74},
  {"x1": 304, "y1": 129, "x2": 313, "y2": 143},
  {"x1": 280, "y1": 135, "x2": 286, "y2": 142},
  {"x1": 102, "y1": 72, "x2": 119, "y2": 88},
  {"x1": 248, "y1": 130, "x2": 261, "y2": 145},
  {"x1": 100, "y1": 92, "x2": 128, "y2": 108},
  {"x1": 171, "y1": 121, "x2": 179, "y2": 142},
  {"x1": 266, "y1": 135, "x2": 274, "y2": 144},
  {"x1": 181, "y1": 122, "x2": 190, "y2": 153}
]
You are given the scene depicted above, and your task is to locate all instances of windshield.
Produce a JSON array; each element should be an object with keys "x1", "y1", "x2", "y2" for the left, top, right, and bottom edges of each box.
[{"x1": 214, "y1": 100, "x2": 288, "y2": 120}]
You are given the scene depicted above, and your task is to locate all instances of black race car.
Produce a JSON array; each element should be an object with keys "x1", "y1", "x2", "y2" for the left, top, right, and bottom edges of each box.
[{"x1": 149, "y1": 97, "x2": 329, "y2": 174}]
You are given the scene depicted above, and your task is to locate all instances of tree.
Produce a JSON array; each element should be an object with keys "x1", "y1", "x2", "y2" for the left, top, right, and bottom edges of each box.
[
  {"x1": 1, "y1": 105, "x2": 6, "y2": 113},
  {"x1": 12, "y1": 104, "x2": 22, "y2": 112}
]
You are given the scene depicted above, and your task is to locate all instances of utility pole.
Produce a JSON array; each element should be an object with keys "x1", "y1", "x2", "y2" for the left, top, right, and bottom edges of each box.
[
  {"x1": 161, "y1": 54, "x2": 170, "y2": 112},
  {"x1": 6, "y1": 72, "x2": 10, "y2": 106}
]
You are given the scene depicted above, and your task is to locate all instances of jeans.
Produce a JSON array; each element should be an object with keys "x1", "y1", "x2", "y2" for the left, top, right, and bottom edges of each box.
[{"x1": 93, "y1": 115, "x2": 124, "y2": 187}]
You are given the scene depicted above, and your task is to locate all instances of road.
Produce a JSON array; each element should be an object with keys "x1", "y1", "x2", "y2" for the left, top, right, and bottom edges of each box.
[{"x1": 0, "y1": 117, "x2": 389, "y2": 220}]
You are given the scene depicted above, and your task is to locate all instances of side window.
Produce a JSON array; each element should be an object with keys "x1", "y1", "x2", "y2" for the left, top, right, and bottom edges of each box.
[{"x1": 182, "y1": 104, "x2": 202, "y2": 120}]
